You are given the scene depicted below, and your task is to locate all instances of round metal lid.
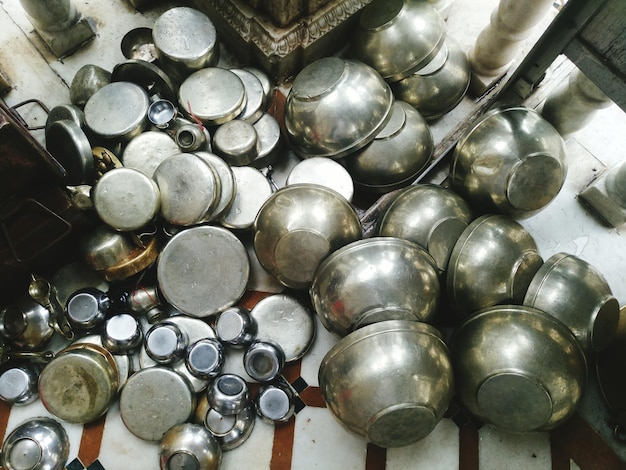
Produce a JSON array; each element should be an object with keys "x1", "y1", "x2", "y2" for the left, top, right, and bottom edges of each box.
[
  {"x1": 250, "y1": 113, "x2": 282, "y2": 169},
  {"x1": 120, "y1": 366, "x2": 195, "y2": 441},
  {"x1": 45, "y1": 119, "x2": 94, "y2": 186},
  {"x1": 286, "y1": 157, "x2": 354, "y2": 202},
  {"x1": 153, "y1": 153, "x2": 219, "y2": 226},
  {"x1": 38, "y1": 343, "x2": 119, "y2": 423},
  {"x1": 84, "y1": 81, "x2": 150, "y2": 142},
  {"x1": 138, "y1": 315, "x2": 217, "y2": 393},
  {"x1": 92, "y1": 167, "x2": 160, "y2": 231},
  {"x1": 220, "y1": 166, "x2": 273, "y2": 230},
  {"x1": 157, "y1": 226, "x2": 250, "y2": 317},
  {"x1": 152, "y1": 7, "x2": 218, "y2": 68},
  {"x1": 212, "y1": 119, "x2": 259, "y2": 166},
  {"x1": 194, "y1": 152, "x2": 236, "y2": 221},
  {"x1": 111, "y1": 59, "x2": 177, "y2": 103},
  {"x1": 178, "y1": 68, "x2": 246, "y2": 126},
  {"x1": 46, "y1": 103, "x2": 85, "y2": 130},
  {"x1": 121, "y1": 131, "x2": 180, "y2": 178},
  {"x1": 1, "y1": 417, "x2": 69, "y2": 470},
  {"x1": 249, "y1": 294, "x2": 315, "y2": 362},
  {"x1": 231, "y1": 68, "x2": 265, "y2": 124}
]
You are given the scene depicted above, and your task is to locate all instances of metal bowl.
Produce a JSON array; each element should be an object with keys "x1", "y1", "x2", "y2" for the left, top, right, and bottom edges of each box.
[
  {"x1": 391, "y1": 37, "x2": 470, "y2": 121},
  {"x1": 450, "y1": 305, "x2": 587, "y2": 432},
  {"x1": 254, "y1": 184, "x2": 362, "y2": 290},
  {"x1": 342, "y1": 101, "x2": 433, "y2": 193},
  {"x1": 350, "y1": 0, "x2": 446, "y2": 82},
  {"x1": 319, "y1": 320, "x2": 454, "y2": 448},
  {"x1": 524, "y1": 252, "x2": 620, "y2": 354},
  {"x1": 121, "y1": 27, "x2": 157, "y2": 63},
  {"x1": 284, "y1": 57, "x2": 393, "y2": 159},
  {"x1": 376, "y1": 184, "x2": 475, "y2": 272},
  {"x1": 447, "y1": 214, "x2": 543, "y2": 315},
  {"x1": 310, "y1": 237, "x2": 440, "y2": 336},
  {"x1": 1, "y1": 417, "x2": 69, "y2": 470},
  {"x1": 450, "y1": 106, "x2": 567, "y2": 218},
  {"x1": 159, "y1": 423, "x2": 222, "y2": 470}
]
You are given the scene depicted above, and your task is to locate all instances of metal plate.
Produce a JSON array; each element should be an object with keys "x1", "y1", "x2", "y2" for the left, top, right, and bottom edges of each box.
[
  {"x1": 250, "y1": 294, "x2": 315, "y2": 362},
  {"x1": 45, "y1": 119, "x2": 94, "y2": 186},
  {"x1": 250, "y1": 113, "x2": 282, "y2": 169},
  {"x1": 220, "y1": 166, "x2": 273, "y2": 230},
  {"x1": 121, "y1": 131, "x2": 181, "y2": 178},
  {"x1": 157, "y1": 226, "x2": 250, "y2": 317},
  {"x1": 194, "y1": 151, "x2": 236, "y2": 221},
  {"x1": 286, "y1": 157, "x2": 354, "y2": 202},
  {"x1": 232, "y1": 68, "x2": 265, "y2": 124}
]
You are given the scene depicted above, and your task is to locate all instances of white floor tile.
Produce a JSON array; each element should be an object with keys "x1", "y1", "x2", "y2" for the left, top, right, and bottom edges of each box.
[
  {"x1": 221, "y1": 418, "x2": 275, "y2": 469},
  {"x1": 478, "y1": 425, "x2": 551, "y2": 470},
  {"x1": 299, "y1": 316, "x2": 340, "y2": 387}
]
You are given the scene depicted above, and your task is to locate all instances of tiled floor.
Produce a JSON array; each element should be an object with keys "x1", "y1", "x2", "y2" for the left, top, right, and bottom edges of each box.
[{"x1": 0, "y1": 0, "x2": 625, "y2": 469}]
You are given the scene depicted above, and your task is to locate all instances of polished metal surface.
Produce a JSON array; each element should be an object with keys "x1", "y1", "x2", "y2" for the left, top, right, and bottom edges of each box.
[
  {"x1": 447, "y1": 214, "x2": 543, "y2": 315},
  {"x1": 173, "y1": 120, "x2": 211, "y2": 153},
  {"x1": 319, "y1": 320, "x2": 454, "y2": 448},
  {"x1": 250, "y1": 113, "x2": 282, "y2": 169},
  {"x1": 73, "y1": 334, "x2": 130, "y2": 393},
  {"x1": 185, "y1": 338, "x2": 225, "y2": 379},
  {"x1": 65, "y1": 287, "x2": 110, "y2": 331},
  {"x1": 194, "y1": 394, "x2": 256, "y2": 451},
  {"x1": 343, "y1": 100, "x2": 433, "y2": 193},
  {"x1": 102, "y1": 313, "x2": 143, "y2": 353},
  {"x1": 255, "y1": 382, "x2": 296, "y2": 424},
  {"x1": 194, "y1": 152, "x2": 236, "y2": 221},
  {"x1": 45, "y1": 103, "x2": 85, "y2": 130},
  {"x1": 147, "y1": 100, "x2": 178, "y2": 129},
  {"x1": 157, "y1": 226, "x2": 249, "y2": 317},
  {"x1": 243, "y1": 340, "x2": 285, "y2": 382},
  {"x1": 376, "y1": 184, "x2": 474, "y2": 272},
  {"x1": 284, "y1": 57, "x2": 393, "y2": 159},
  {"x1": 159, "y1": 423, "x2": 222, "y2": 470},
  {"x1": 207, "y1": 374, "x2": 250, "y2": 416},
  {"x1": 311, "y1": 237, "x2": 440, "y2": 336},
  {"x1": 350, "y1": 0, "x2": 446, "y2": 81},
  {"x1": 111, "y1": 59, "x2": 177, "y2": 103},
  {"x1": 79, "y1": 225, "x2": 137, "y2": 272},
  {"x1": 178, "y1": 67, "x2": 245, "y2": 126},
  {"x1": 145, "y1": 321, "x2": 188, "y2": 364},
  {"x1": 253, "y1": 184, "x2": 362, "y2": 289},
  {"x1": 249, "y1": 294, "x2": 315, "y2": 362},
  {"x1": 1, "y1": 417, "x2": 69, "y2": 470},
  {"x1": 45, "y1": 119, "x2": 93, "y2": 185},
  {"x1": 450, "y1": 305, "x2": 587, "y2": 432},
  {"x1": 215, "y1": 306, "x2": 256, "y2": 349},
  {"x1": 38, "y1": 343, "x2": 119, "y2": 423},
  {"x1": 92, "y1": 167, "x2": 161, "y2": 231},
  {"x1": 212, "y1": 119, "x2": 259, "y2": 166},
  {"x1": 0, "y1": 297, "x2": 55, "y2": 351},
  {"x1": 69, "y1": 63, "x2": 111, "y2": 109},
  {"x1": 121, "y1": 27, "x2": 157, "y2": 62},
  {"x1": 243, "y1": 66, "x2": 273, "y2": 110},
  {"x1": 231, "y1": 68, "x2": 265, "y2": 124},
  {"x1": 524, "y1": 252, "x2": 620, "y2": 353},
  {"x1": 121, "y1": 131, "x2": 180, "y2": 178},
  {"x1": 0, "y1": 361, "x2": 39, "y2": 405},
  {"x1": 84, "y1": 81, "x2": 150, "y2": 143},
  {"x1": 152, "y1": 6, "x2": 219, "y2": 79},
  {"x1": 220, "y1": 166, "x2": 273, "y2": 230},
  {"x1": 153, "y1": 153, "x2": 219, "y2": 226},
  {"x1": 392, "y1": 38, "x2": 470, "y2": 120},
  {"x1": 286, "y1": 157, "x2": 354, "y2": 202},
  {"x1": 450, "y1": 106, "x2": 567, "y2": 218}
]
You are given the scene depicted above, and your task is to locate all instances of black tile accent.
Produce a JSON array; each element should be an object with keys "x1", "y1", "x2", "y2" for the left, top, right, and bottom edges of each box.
[
  {"x1": 87, "y1": 460, "x2": 106, "y2": 470},
  {"x1": 294, "y1": 395, "x2": 306, "y2": 414},
  {"x1": 66, "y1": 458, "x2": 85, "y2": 470},
  {"x1": 290, "y1": 376, "x2": 308, "y2": 393}
]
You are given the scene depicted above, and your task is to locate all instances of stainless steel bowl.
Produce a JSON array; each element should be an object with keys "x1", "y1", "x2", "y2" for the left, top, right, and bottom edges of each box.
[
  {"x1": 159, "y1": 423, "x2": 222, "y2": 470},
  {"x1": 284, "y1": 57, "x2": 393, "y2": 159},
  {"x1": 391, "y1": 37, "x2": 470, "y2": 121},
  {"x1": 524, "y1": 252, "x2": 620, "y2": 354},
  {"x1": 450, "y1": 106, "x2": 567, "y2": 218},
  {"x1": 310, "y1": 237, "x2": 440, "y2": 336},
  {"x1": 254, "y1": 184, "x2": 362, "y2": 289},
  {"x1": 319, "y1": 320, "x2": 454, "y2": 448},
  {"x1": 342, "y1": 101, "x2": 433, "y2": 193},
  {"x1": 350, "y1": 0, "x2": 446, "y2": 82},
  {"x1": 1, "y1": 417, "x2": 69, "y2": 470},
  {"x1": 450, "y1": 305, "x2": 587, "y2": 432},
  {"x1": 447, "y1": 214, "x2": 543, "y2": 315},
  {"x1": 376, "y1": 184, "x2": 475, "y2": 272}
]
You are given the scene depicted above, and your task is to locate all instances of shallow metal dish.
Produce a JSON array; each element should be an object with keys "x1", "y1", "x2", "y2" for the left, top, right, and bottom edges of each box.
[
  {"x1": 319, "y1": 320, "x2": 454, "y2": 448},
  {"x1": 254, "y1": 184, "x2": 362, "y2": 289},
  {"x1": 284, "y1": 57, "x2": 393, "y2": 159},
  {"x1": 310, "y1": 237, "x2": 440, "y2": 336},
  {"x1": 450, "y1": 304, "x2": 587, "y2": 432}
]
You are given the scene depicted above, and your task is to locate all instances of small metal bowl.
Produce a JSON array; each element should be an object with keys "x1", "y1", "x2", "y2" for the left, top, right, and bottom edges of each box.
[
  {"x1": 159, "y1": 423, "x2": 222, "y2": 470},
  {"x1": 194, "y1": 395, "x2": 256, "y2": 451},
  {"x1": 392, "y1": 37, "x2": 470, "y2": 121},
  {"x1": 1, "y1": 417, "x2": 69, "y2": 470},
  {"x1": 284, "y1": 57, "x2": 393, "y2": 159},
  {"x1": 450, "y1": 106, "x2": 567, "y2": 218},
  {"x1": 310, "y1": 237, "x2": 440, "y2": 337},
  {"x1": 376, "y1": 184, "x2": 475, "y2": 272},
  {"x1": 121, "y1": 27, "x2": 157, "y2": 63},
  {"x1": 524, "y1": 252, "x2": 620, "y2": 354},
  {"x1": 450, "y1": 305, "x2": 587, "y2": 432},
  {"x1": 350, "y1": 0, "x2": 446, "y2": 82},
  {"x1": 319, "y1": 320, "x2": 454, "y2": 448},
  {"x1": 254, "y1": 184, "x2": 362, "y2": 289},
  {"x1": 447, "y1": 214, "x2": 543, "y2": 315},
  {"x1": 342, "y1": 100, "x2": 433, "y2": 193}
]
